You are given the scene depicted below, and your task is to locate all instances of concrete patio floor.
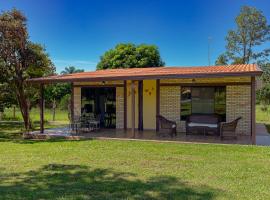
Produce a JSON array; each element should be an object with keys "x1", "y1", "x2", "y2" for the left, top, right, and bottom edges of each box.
[
  {"x1": 26, "y1": 126, "x2": 258, "y2": 145},
  {"x1": 256, "y1": 123, "x2": 270, "y2": 146}
]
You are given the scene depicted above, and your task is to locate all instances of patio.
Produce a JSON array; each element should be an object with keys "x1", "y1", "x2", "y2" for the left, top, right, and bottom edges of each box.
[{"x1": 26, "y1": 125, "x2": 260, "y2": 145}]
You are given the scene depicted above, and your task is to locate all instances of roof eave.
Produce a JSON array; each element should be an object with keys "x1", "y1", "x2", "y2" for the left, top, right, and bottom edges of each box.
[{"x1": 27, "y1": 71, "x2": 263, "y2": 84}]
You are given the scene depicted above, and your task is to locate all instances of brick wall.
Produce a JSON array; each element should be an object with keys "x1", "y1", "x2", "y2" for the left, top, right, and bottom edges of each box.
[
  {"x1": 116, "y1": 87, "x2": 124, "y2": 129},
  {"x1": 160, "y1": 86, "x2": 181, "y2": 131},
  {"x1": 226, "y1": 85, "x2": 251, "y2": 135},
  {"x1": 73, "y1": 87, "x2": 81, "y2": 117},
  {"x1": 159, "y1": 85, "x2": 252, "y2": 134}
]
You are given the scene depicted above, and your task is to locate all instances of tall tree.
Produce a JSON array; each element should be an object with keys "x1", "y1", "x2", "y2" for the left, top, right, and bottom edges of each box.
[
  {"x1": 216, "y1": 6, "x2": 270, "y2": 65},
  {"x1": 61, "y1": 66, "x2": 84, "y2": 74},
  {"x1": 215, "y1": 54, "x2": 228, "y2": 65},
  {"x1": 97, "y1": 43, "x2": 165, "y2": 70},
  {"x1": 0, "y1": 9, "x2": 54, "y2": 130}
]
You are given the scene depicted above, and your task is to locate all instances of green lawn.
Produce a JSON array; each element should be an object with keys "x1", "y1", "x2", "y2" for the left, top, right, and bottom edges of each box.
[
  {"x1": 256, "y1": 104, "x2": 270, "y2": 133},
  {"x1": 0, "y1": 106, "x2": 270, "y2": 199},
  {"x1": 0, "y1": 137, "x2": 269, "y2": 199},
  {"x1": 3, "y1": 107, "x2": 69, "y2": 122}
]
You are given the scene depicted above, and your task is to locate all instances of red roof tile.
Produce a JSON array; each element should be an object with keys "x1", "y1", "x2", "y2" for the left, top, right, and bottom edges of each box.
[{"x1": 29, "y1": 64, "x2": 262, "y2": 83}]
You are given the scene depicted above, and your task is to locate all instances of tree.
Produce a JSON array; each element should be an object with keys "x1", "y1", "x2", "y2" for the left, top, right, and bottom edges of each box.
[
  {"x1": 97, "y1": 43, "x2": 165, "y2": 70},
  {"x1": 215, "y1": 54, "x2": 228, "y2": 65},
  {"x1": 216, "y1": 6, "x2": 270, "y2": 65},
  {"x1": 45, "y1": 66, "x2": 84, "y2": 120},
  {"x1": 0, "y1": 9, "x2": 54, "y2": 130},
  {"x1": 61, "y1": 66, "x2": 84, "y2": 74}
]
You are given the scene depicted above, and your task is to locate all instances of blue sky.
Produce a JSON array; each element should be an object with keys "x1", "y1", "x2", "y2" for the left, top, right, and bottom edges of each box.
[{"x1": 1, "y1": 0, "x2": 270, "y2": 73}]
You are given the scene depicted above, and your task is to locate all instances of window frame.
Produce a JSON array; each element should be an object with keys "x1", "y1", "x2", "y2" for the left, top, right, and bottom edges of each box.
[{"x1": 180, "y1": 86, "x2": 226, "y2": 121}]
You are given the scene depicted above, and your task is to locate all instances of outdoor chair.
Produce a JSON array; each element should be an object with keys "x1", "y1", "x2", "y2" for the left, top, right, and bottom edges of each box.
[
  {"x1": 220, "y1": 117, "x2": 241, "y2": 139},
  {"x1": 156, "y1": 115, "x2": 177, "y2": 137},
  {"x1": 69, "y1": 115, "x2": 81, "y2": 134},
  {"x1": 88, "y1": 114, "x2": 101, "y2": 131}
]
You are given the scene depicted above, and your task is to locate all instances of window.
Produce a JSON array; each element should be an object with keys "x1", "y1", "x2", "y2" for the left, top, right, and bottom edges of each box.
[
  {"x1": 180, "y1": 87, "x2": 191, "y2": 120},
  {"x1": 181, "y1": 87, "x2": 226, "y2": 121},
  {"x1": 81, "y1": 87, "x2": 116, "y2": 128}
]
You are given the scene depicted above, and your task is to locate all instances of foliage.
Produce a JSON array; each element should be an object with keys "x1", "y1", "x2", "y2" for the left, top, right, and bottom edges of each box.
[
  {"x1": 257, "y1": 85, "x2": 270, "y2": 105},
  {"x1": 44, "y1": 84, "x2": 71, "y2": 107},
  {"x1": 216, "y1": 6, "x2": 270, "y2": 64},
  {"x1": 0, "y1": 9, "x2": 54, "y2": 129},
  {"x1": 61, "y1": 66, "x2": 84, "y2": 75},
  {"x1": 45, "y1": 66, "x2": 83, "y2": 114},
  {"x1": 0, "y1": 83, "x2": 17, "y2": 112},
  {"x1": 215, "y1": 54, "x2": 228, "y2": 65},
  {"x1": 97, "y1": 43, "x2": 165, "y2": 69},
  {"x1": 59, "y1": 94, "x2": 71, "y2": 110}
]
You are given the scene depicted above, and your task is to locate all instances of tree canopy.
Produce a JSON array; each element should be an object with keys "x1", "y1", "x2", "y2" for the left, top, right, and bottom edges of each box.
[
  {"x1": 216, "y1": 6, "x2": 270, "y2": 65},
  {"x1": 0, "y1": 9, "x2": 54, "y2": 129},
  {"x1": 97, "y1": 43, "x2": 165, "y2": 70}
]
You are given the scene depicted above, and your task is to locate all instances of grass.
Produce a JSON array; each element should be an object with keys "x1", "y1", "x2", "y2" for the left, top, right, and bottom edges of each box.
[
  {"x1": 3, "y1": 107, "x2": 69, "y2": 122},
  {"x1": 0, "y1": 135, "x2": 269, "y2": 199},
  {"x1": 256, "y1": 104, "x2": 270, "y2": 133},
  {"x1": 0, "y1": 105, "x2": 269, "y2": 199}
]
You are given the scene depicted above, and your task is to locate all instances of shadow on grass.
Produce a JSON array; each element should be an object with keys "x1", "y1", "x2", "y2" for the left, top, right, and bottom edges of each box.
[{"x1": 0, "y1": 164, "x2": 222, "y2": 199}]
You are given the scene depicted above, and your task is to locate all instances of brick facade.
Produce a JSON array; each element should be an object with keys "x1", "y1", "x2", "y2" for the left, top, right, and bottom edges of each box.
[
  {"x1": 73, "y1": 78, "x2": 253, "y2": 135},
  {"x1": 226, "y1": 85, "x2": 251, "y2": 135},
  {"x1": 116, "y1": 87, "x2": 124, "y2": 129},
  {"x1": 159, "y1": 84, "x2": 252, "y2": 134},
  {"x1": 160, "y1": 86, "x2": 182, "y2": 131},
  {"x1": 73, "y1": 87, "x2": 81, "y2": 117}
]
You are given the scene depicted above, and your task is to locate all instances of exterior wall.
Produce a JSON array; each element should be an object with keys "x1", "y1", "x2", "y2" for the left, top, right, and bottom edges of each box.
[
  {"x1": 143, "y1": 80, "x2": 156, "y2": 129},
  {"x1": 226, "y1": 85, "x2": 251, "y2": 135},
  {"x1": 73, "y1": 87, "x2": 81, "y2": 117},
  {"x1": 159, "y1": 78, "x2": 252, "y2": 134},
  {"x1": 127, "y1": 81, "x2": 139, "y2": 129},
  {"x1": 160, "y1": 86, "x2": 181, "y2": 131},
  {"x1": 72, "y1": 77, "x2": 253, "y2": 134},
  {"x1": 116, "y1": 87, "x2": 124, "y2": 129}
]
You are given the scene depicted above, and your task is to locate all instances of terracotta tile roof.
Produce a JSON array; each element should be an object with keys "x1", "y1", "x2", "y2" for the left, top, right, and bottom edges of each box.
[{"x1": 29, "y1": 64, "x2": 262, "y2": 83}]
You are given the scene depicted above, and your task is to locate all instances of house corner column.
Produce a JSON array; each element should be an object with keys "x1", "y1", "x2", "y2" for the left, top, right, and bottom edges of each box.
[
  {"x1": 71, "y1": 83, "x2": 74, "y2": 123},
  {"x1": 131, "y1": 80, "x2": 136, "y2": 137},
  {"x1": 124, "y1": 80, "x2": 127, "y2": 130},
  {"x1": 156, "y1": 79, "x2": 160, "y2": 131},
  {"x1": 251, "y1": 76, "x2": 256, "y2": 145}
]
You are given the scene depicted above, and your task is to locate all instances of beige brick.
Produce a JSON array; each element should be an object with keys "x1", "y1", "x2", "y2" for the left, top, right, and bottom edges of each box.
[
  {"x1": 116, "y1": 87, "x2": 124, "y2": 129},
  {"x1": 160, "y1": 86, "x2": 181, "y2": 131},
  {"x1": 226, "y1": 85, "x2": 251, "y2": 135},
  {"x1": 73, "y1": 87, "x2": 81, "y2": 117}
]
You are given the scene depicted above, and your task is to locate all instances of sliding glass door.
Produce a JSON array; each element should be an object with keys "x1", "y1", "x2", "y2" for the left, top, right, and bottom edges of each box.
[
  {"x1": 81, "y1": 87, "x2": 116, "y2": 128},
  {"x1": 181, "y1": 86, "x2": 226, "y2": 121}
]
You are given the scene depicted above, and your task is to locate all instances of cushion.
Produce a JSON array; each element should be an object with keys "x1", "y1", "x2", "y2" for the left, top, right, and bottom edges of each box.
[{"x1": 188, "y1": 122, "x2": 218, "y2": 128}]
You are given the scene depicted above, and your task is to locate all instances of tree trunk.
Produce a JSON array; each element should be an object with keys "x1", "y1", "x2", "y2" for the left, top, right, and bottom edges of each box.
[
  {"x1": 15, "y1": 84, "x2": 32, "y2": 130},
  {"x1": 13, "y1": 105, "x2": 16, "y2": 119},
  {"x1": 52, "y1": 99, "x2": 56, "y2": 121}
]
